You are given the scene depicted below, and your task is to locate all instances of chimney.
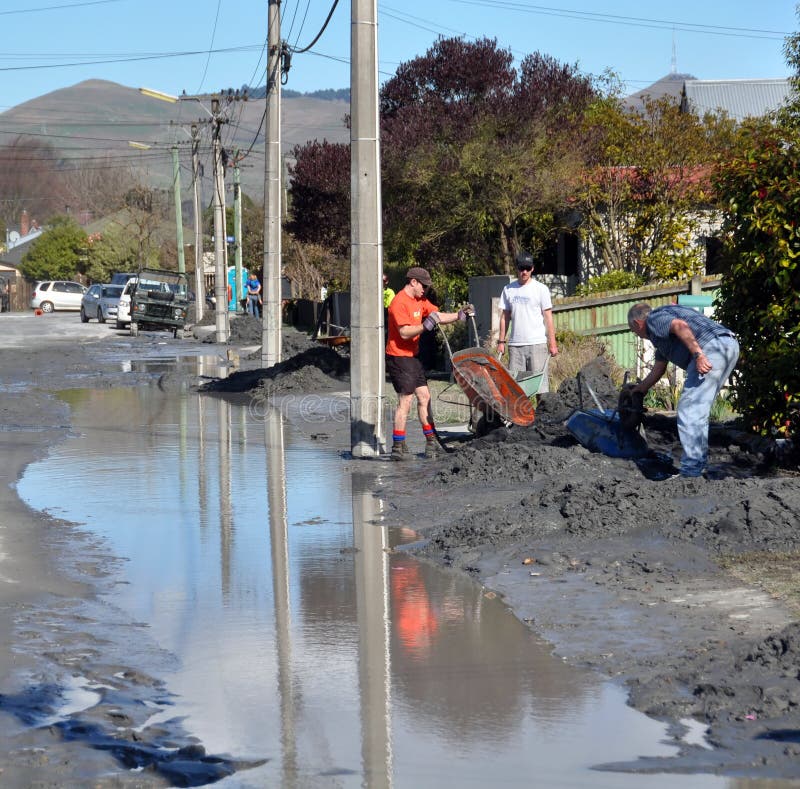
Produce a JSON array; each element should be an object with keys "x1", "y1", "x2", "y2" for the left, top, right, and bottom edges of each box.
[{"x1": 20, "y1": 209, "x2": 29, "y2": 237}]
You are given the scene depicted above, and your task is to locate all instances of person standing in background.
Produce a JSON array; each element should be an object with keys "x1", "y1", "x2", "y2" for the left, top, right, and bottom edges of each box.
[
  {"x1": 497, "y1": 251, "x2": 559, "y2": 396},
  {"x1": 245, "y1": 272, "x2": 262, "y2": 318}
]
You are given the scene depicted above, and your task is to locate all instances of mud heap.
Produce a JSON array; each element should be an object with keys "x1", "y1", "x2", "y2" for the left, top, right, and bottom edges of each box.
[
  {"x1": 383, "y1": 356, "x2": 800, "y2": 778},
  {"x1": 199, "y1": 344, "x2": 349, "y2": 395}
]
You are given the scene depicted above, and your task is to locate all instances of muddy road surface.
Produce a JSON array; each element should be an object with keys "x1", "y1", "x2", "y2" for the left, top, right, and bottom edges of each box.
[{"x1": 1, "y1": 312, "x2": 799, "y2": 785}]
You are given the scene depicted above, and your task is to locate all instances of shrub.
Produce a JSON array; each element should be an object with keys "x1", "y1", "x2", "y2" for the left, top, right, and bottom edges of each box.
[
  {"x1": 574, "y1": 270, "x2": 645, "y2": 296},
  {"x1": 549, "y1": 330, "x2": 624, "y2": 391},
  {"x1": 713, "y1": 118, "x2": 800, "y2": 437}
]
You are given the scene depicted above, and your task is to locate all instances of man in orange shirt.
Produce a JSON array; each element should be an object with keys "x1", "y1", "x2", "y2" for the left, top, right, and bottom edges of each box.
[{"x1": 386, "y1": 266, "x2": 469, "y2": 460}]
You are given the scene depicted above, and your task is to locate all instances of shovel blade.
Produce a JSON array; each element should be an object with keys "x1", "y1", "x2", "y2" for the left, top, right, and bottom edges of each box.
[{"x1": 566, "y1": 409, "x2": 648, "y2": 459}]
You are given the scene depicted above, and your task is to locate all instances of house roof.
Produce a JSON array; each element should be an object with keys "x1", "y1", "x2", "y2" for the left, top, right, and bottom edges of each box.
[
  {"x1": 681, "y1": 79, "x2": 792, "y2": 122},
  {"x1": 622, "y1": 73, "x2": 697, "y2": 111},
  {"x1": 0, "y1": 232, "x2": 39, "y2": 268}
]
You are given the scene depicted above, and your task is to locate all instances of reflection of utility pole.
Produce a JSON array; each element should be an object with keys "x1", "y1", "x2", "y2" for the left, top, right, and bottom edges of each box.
[
  {"x1": 263, "y1": 0, "x2": 282, "y2": 366},
  {"x1": 264, "y1": 408, "x2": 298, "y2": 784},
  {"x1": 191, "y1": 124, "x2": 205, "y2": 320},
  {"x1": 352, "y1": 472, "x2": 393, "y2": 788},
  {"x1": 172, "y1": 144, "x2": 185, "y2": 274},
  {"x1": 233, "y1": 154, "x2": 244, "y2": 312},
  {"x1": 217, "y1": 397, "x2": 232, "y2": 599},
  {"x1": 212, "y1": 96, "x2": 229, "y2": 343},
  {"x1": 350, "y1": 0, "x2": 385, "y2": 457}
]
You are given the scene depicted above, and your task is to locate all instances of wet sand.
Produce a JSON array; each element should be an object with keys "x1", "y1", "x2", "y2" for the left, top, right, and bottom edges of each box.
[{"x1": 1, "y1": 326, "x2": 799, "y2": 783}]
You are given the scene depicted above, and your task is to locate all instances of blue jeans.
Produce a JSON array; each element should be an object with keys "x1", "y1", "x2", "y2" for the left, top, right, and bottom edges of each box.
[
  {"x1": 676, "y1": 335, "x2": 739, "y2": 476},
  {"x1": 247, "y1": 295, "x2": 260, "y2": 318}
]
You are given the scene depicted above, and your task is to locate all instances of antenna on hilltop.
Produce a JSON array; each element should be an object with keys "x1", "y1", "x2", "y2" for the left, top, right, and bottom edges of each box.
[{"x1": 671, "y1": 28, "x2": 677, "y2": 75}]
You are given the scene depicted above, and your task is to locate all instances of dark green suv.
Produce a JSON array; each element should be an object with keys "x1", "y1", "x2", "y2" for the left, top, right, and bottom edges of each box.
[{"x1": 129, "y1": 268, "x2": 190, "y2": 339}]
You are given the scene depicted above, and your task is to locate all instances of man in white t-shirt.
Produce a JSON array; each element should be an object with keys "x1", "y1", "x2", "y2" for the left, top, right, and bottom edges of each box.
[{"x1": 497, "y1": 251, "x2": 559, "y2": 394}]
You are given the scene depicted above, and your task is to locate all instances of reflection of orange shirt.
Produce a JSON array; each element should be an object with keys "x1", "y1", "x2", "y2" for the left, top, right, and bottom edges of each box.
[
  {"x1": 392, "y1": 564, "x2": 439, "y2": 659},
  {"x1": 386, "y1": 288, "x2": 438, "y2": 357}
]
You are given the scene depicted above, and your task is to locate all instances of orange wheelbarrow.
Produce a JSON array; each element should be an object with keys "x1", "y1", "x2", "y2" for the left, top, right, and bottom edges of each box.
[{"x1": 437, "y1": 317, "x2": 540, "y2": 436}]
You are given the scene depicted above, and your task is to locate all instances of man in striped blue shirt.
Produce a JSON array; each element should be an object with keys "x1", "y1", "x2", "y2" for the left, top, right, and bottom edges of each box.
[{"x1": 627, "y1": 302, "x2": 739, "y2": 478}]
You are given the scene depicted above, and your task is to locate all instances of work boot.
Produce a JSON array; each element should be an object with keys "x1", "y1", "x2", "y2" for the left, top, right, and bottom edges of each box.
[
  {"x1": 391, "y1": 441, "x2": 411, "y2": 461},
  {"x1": 424, "y1": 439, "x2": 438, "y2": 459}
]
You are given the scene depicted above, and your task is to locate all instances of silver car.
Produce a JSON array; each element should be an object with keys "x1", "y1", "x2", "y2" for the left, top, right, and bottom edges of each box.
[
  {"x1": 80, "y1": 284, "x2": 123, "y2": 324},
  {"x1": 30, "y1": 280, "x2": 87, "y2": 312}
]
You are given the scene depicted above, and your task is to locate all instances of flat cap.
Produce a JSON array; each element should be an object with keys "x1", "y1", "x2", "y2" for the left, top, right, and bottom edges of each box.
[{"x1": 406, "y1": 266, "x2": 432, "y2": 286}]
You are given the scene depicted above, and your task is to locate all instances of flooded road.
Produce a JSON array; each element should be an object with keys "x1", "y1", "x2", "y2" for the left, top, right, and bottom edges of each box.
[{"x1": 17, "y1": 372, "x2": 746, "y2": 787}]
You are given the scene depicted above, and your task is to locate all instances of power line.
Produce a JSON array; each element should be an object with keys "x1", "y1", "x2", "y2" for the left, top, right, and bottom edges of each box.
[
  {"x1": 0, "y1": 44, "x2": 264, "y2": 73},
  {"x1": 444, "y1": 0, "x2": 788, "y2": 40},
  {"x1": 291, "y1": 0, "x2": 313, "y2": 51},
  {"x1": 0, "y1": 0, "x2": 123, "y2": 16},
  {"x1": 290, "y1": 0, "x2": 341, "y2": 54},
  {"x1": 196, "y1": 0, "x2": 223, "y2": 94}
]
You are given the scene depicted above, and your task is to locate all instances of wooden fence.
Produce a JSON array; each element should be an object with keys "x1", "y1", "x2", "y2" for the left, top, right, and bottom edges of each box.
[{"x1": 551, "y1": 275, "x2": 721, "y2": 372}]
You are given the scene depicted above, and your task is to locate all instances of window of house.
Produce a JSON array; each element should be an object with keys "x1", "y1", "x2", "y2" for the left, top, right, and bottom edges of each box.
[
  {"x1": 704, "y1": 237, "x2": 724, "y2": 275},
  {"x1": 534, "y1": 232, "x2": 579, "y2": 277}
]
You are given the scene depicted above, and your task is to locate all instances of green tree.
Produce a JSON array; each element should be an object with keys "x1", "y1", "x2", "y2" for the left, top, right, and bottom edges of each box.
[
  {"x1": 19, "y1": 216, "x2": 88, "y2": 281},
  {"x1": 578, "y1": 96, "x2": 735, "y2": 282},
  {"x1": 84, "y1": 225, "x2": 139, "y2": 282},
  {"x1": 380, "y1": 41, "x2": 597, "y2": 275},
  {"x1": 714, "y1": 117, "x2": 800, "y2": 438},
  {"x1": 711, "y1": 10, "x2": 800, "y2": 440}
]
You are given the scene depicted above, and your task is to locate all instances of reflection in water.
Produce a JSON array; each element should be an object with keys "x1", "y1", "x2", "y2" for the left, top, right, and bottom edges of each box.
[
  {"x1": 352, "y1": 472, "x2": 393, "y2": 789},
  {"x1": 391, "y1": 562, "x2": 439, "y2": 661},
  {"x1": 265, "y1": 407, "x2": 298, "y2": 786},
  {"x1": 18, "y1": 386, "x2": 740, "y2": 788}
]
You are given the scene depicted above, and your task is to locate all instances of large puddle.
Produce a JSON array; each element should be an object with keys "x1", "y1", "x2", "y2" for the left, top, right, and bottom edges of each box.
[{"x1": 17, "y1": 373, "x2": 746, "y2": 787}]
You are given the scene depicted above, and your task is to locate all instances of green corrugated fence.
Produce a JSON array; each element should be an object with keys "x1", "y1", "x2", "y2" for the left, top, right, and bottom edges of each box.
[{"x1": 551, "y1": 276, "x2": 721, "y2": 372}]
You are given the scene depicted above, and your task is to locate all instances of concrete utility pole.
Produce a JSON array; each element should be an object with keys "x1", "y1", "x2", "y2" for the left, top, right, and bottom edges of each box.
[
  {"x1": 262, "y1": 0, "x2": 282, "y2": 367},
  {"x1": 234, "y1": 154, "x2": 244, "y2": 312},
  {"x1": 191, "y1": 124, "x2": 205, "y2": 321},
  {"x1": 172, "y1": 145, "x2": 185, "y2": 274},
  {"x1": 212, "y1": 96, "x2": 229, "y2": 344},
  {"x1": 350, "y1": 0, "x2": 385, "y2": 457}
]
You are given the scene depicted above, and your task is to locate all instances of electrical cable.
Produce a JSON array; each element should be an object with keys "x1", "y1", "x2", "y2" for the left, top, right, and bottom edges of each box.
[
  {"x1": 0, "y1": 0, "x2": 123, "y2": 16},
  {"x1": 290, "y1": 0, "x2": 340, "y2": 54},
  {"x1": 0, "y1": 44, "x2": 265, "y2": 73},
  {"x1": 283, "y1": 0, "x2": 303, "y2": 45},
  {"x1": 291, "y1": 0, "x2": 313, "y2": 51},
  {"x1": 444, "y1": 0, "x2": 788, "y2": 40},
  {"x1": 196, "y1": 0, "x2": 223, "y2": 95}
]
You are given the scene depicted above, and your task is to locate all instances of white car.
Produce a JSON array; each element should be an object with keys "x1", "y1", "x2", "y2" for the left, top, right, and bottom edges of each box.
[
  {"x1": 115, "y1": 276, "x2": 137, "y2": 329},
  {"x1": 30, "y1": 280, "x2": 87, "y2": 312}
]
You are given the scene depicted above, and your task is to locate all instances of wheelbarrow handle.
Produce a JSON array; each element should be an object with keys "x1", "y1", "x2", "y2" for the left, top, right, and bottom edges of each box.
[{"x1": 468, "y1": 313, "x2": 479, "y2": 347}]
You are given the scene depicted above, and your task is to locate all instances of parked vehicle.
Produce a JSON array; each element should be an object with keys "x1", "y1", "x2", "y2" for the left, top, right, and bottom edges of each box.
[
  {"x1": 80, "y1": 284, "x2": 123, "y2": 323},
  {"x1": 116, "y1": 276, "x2": 137, "y2": 329},
  {"x1": 110, "y1": 271, "x2": 137, "y2": 286},
  {"x1": 30, "y1": 280, "x2": 87, "y2": 312},
  {"x1": 129, "y1": 268, "x2": 190, "y2": 338}
]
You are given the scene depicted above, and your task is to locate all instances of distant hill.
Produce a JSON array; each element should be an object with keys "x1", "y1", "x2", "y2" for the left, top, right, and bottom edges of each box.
[
  {"x1": 0, "y1": 79, "x2": 350, "y2": 201},
  {"x1": 246, "y1": 86, "x2": 350, "y2": 102}
]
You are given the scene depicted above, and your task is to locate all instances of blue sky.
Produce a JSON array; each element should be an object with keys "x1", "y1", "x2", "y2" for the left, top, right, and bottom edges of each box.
[{"x1": 0, "y1": 0, "x2": 795, "y2": 110}]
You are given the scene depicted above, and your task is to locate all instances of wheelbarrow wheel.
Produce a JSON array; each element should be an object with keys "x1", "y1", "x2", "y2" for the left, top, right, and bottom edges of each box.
[{"x1": 474, "y1": 408, "x2": 503, "y2": 437}]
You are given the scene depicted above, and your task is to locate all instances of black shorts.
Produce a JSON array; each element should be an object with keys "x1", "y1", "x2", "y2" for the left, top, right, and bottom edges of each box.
[{"x1": 386, "y1": 355, "x2": 427, "y2": 395}]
